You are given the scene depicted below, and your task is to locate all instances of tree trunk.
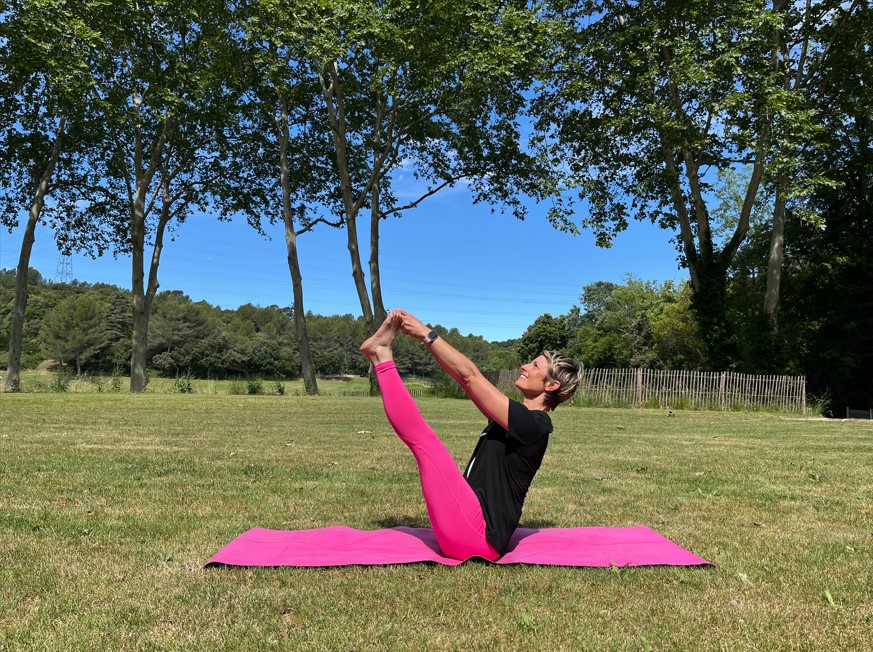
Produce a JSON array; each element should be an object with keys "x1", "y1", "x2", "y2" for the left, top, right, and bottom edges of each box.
[
  {"x1": 279, "y1": 90, "x2": 318, "y2": 395},
  {"x1": 346, "y1": 213, "x2": 375, "y2": 331},
  {"x1": 130, "y1": 295, "x2": 149, "y2": 391},
  {"x1": 764, "y1": 179, "x2": 787, "y2": 334},
  {"x1": 320, "y1": 63, "x2": 378, "y2": 394},
  {"x1": 5, "y1": 116, "x2": 66, "y2": 392},
  {"x1": 319, "y1": 63, "x2": 375, "y2": 332},
  {"x1": 129, "y1": 115, "x2": 151, "y2": 392},
  {"x1": 285, "y1": 217, "x2": 318, "y2": 395},
  {"x1": 127, "y1": 115, "x2": 172, "y2": 392},
  {"x1": 130, "y1": 195, "x2": 149, "y2": 392},
  {"x1": 369, "y1": 95, "x2": 387, "y2": 324},
  {"x1": 690, "y1": 255, "x2": 737, "y2": 371},
  {"x1": 369, "y1": 166, "x2": 386, "y2": 324},
  {"x1": 130, "y1": 177, "x2": 162, "y2": 392}
]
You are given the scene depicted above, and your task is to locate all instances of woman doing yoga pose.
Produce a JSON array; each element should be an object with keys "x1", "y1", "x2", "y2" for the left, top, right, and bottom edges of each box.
[{"x1": 360, "y1": 309, "x2": 583, "y2": 561}]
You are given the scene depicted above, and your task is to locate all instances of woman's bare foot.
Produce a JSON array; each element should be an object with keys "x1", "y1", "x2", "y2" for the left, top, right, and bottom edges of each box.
[{"x1": 360, "y1": 310, "x2": 402, "y2": 365}]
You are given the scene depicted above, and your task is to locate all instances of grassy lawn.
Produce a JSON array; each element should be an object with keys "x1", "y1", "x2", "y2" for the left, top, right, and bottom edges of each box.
[
  {"x1": 9, "y1": 370, "x2": 405, "y2": 396},
  {"x1": 1, "y1": 394, "x2": 870, "y2": 651}
]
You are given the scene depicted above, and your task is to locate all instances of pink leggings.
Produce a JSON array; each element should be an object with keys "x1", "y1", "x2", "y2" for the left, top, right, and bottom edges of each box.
[{"x1": 375, "y1": 361, "x2": 501, "y2": 561}]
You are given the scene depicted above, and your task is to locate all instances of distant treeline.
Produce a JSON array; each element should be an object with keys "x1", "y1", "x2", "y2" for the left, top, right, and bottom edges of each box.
[
  {"x1": 2, "y1": 265, "x2": 871, "y2": 416},
  {"x1": 0, "y1": 268, "x2": 518, "y2": 380}
]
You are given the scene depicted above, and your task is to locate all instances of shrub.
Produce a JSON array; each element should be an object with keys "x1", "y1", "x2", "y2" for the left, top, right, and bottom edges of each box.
[
  {"x1": 274, "y1": 381, "x2": 285, "y2": 396},
  {"x1": 50, "y1": 371, "x2": 73, "y2": 393},
  {"x1": 109, "y1": 367, "x2": 124, "y2": 393},
  {"x1": 174, "y1": 375, "x2": 194, "y2": 394},
  {"x1": 246, "y1": 378, "x2": 264, "y2": 395}
]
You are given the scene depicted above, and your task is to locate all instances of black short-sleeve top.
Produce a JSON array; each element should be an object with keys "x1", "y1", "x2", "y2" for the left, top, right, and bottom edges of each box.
[{"x1": 463, "y1": 400, "x2": 553, "y2": 554}]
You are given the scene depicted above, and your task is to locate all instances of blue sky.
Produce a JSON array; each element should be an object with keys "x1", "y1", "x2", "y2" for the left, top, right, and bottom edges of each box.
[{"x1": 1, "y1": 185, "x2": 684, "y2": 342}]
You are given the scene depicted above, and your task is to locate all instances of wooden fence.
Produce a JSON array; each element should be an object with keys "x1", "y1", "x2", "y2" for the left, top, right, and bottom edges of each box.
[
  {"x1": 487, "y1": 368, "x2": 807, "y2": 412},
  {"x1": 327, "y1": 368, "x2": 807, "y2": 412}
]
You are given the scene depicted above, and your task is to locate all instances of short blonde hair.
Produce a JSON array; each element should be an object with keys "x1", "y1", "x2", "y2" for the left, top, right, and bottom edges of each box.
[{"x1": 542, "y1": 350, "x2": 584, "y2": 410}]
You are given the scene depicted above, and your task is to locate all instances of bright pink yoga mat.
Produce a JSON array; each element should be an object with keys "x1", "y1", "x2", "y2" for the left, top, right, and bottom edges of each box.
[{"x1": 206, "y1": 525, "x2": 710, "y2": 568}]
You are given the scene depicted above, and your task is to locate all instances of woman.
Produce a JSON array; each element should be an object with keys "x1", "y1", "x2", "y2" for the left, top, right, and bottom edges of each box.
[{"x1": 361, "y1": 309, "x2": 582, "y2": 561}]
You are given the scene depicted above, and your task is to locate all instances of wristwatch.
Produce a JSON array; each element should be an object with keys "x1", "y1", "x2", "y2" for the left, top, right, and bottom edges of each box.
[{"x1": 423, "y1": 330, "x2": 439, "y2": 345}]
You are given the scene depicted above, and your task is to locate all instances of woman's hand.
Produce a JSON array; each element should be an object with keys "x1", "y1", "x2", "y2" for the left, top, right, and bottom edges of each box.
[{"x1": 396, "y1": 309, "x2": 431, "y2": 342}]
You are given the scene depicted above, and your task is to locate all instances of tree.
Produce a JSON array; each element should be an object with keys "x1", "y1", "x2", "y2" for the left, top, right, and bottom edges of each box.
[
  {"x1": 534, "y1": 0, "x2": 862, "y2": 368},
  {"x1": 148, "y1": 291, "x2": 212, "y2": 359},
  {"x1": 310, "y1": 0, "x2": 547, "y2": 335},
  {"x1": 213, "y1": 0, "x2": 348, "y2": 395},
  {"x1": 39, "y1": 292, "x2": 107, "y2": 374},
  {"x1": 759, "y1": 0, "x2": 864, "y2": 335},
  {"x1": 560, "y1": 278, "x2": 705, "y2": 369},
  {"x1": 752, "y1": 2, "x2": 873, "y2": 412},
  {"x1": 0, "y1": 0, "x2": 102, "y2": 390},
  {"x1": 83, "y1": 0, "x2": 239, "y2": 391},
  {"x1": 518, "y1": 313, "x2": 570, "y2": 361}
]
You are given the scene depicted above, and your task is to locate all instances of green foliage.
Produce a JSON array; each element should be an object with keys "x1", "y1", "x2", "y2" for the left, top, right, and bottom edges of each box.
[
  {"x1": 533, "y1": 277, "x2": 707, "y2": 371},
  {"x1": 488, "y1": 347, "x2": 520, "y2": 373},
  {"x1": 110, "y1": 368, "x2": 123, "y2": 393},
  {"x1": 532, "y1": 0, "x2": 862, "y2": 368},
  {"x1": 2, "y1": 269, "x2": 518, "y2": 383},
  {"x1": 246, "y1": 378, "x2": 264, "y2": 395},
  {"x1": 39, "y1": 292, "x2": 108, "y2": 375},
  {"x1": 517, "y1": 314, "x2": 571, "y2": 361},
  {"x1": 173, "y1": 376, "x2": 194, "y2": 394},
  {"x1": 49, "y1": 370, "x2": 72, "y2": 393},
  {"x1": 0, "y1": 0, "x2": 104, "y2": 241}
]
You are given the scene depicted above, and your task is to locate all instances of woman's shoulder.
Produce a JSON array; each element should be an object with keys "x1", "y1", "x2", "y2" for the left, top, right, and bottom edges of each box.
[{"x1": 507, "y1": 399, "x2": 553, "y2": 439}]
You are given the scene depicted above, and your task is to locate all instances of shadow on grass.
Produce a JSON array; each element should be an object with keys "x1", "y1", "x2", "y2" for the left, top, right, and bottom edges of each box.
[
  {"x1": 372, "y1": 515, "x2": 430, "y2": 528},
  {"x1": 518, "y1": 519, "x2": 559, "y2": 528},
  {"x1": 372, "y1": 516, "x2": 560, "y2": 529}
]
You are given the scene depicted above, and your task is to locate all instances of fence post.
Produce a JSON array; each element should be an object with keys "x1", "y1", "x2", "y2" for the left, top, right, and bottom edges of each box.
[
  {"x1": 635, "y1": 368, "x2": 642, "y2": 407},
  {"x1": 719, "y1": 371, "x2": 726, "y2": 410},
  {"x1": 802, "y1": 377, "x2": 806, "y2": 413}
]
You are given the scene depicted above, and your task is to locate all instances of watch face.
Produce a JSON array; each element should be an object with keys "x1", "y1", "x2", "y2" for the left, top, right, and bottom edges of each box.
[{"x1": 426, "y1": 330, "x2": 438, "y2": 342}]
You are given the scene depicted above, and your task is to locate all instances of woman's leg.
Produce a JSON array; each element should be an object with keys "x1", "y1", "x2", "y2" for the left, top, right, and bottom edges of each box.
[{"x1": 361, "y1": 314, "x2": 500, "y2": 561}]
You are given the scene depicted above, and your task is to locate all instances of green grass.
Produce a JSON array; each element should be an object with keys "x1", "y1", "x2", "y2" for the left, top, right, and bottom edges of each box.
[
  {"x1": 1, "y1": 394, "x2": 870, "y2": 651},
  {"x1": 10, "y1": 369, "x2": 408, "y2": 396}
]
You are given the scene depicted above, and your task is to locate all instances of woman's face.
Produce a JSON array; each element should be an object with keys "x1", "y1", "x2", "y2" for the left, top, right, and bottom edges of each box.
[{"x1": 515, "y1": 355, "x2": 552, "y2": 394}]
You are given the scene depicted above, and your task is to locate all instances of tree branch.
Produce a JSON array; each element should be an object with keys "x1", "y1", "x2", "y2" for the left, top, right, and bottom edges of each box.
[
  {"x1": 662, "y1": 45, "x2": 711, "y2": 251},
  {"x1": 799, "y1": 0, "x2": 862, "y2": 88},
  {"x1": 380, "y1": 175, "x2": 467, "y2": 217},
  {"x1": 295, "y1": 216, "x2": 343, "y2": 236}
]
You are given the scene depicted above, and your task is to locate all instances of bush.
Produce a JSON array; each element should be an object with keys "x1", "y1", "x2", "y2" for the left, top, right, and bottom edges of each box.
[
  {"x1": 228, "y1": 378, "x2": 246, "y2": 395},
  {"x1": 174, "y1": 375, "x2": 194, "y2": 394},
  {"x1": 110, "y1": 369, "x2": 123, "y2": 393},
  {"x1": 50, "y1": 371, "x2": 73, "y2": 393},
  {"x1": 246, "y1": 378, "x2": 264, "y2": 395},
  {"x1": 274, "y1": 381, "x2": 285, "y2": 396}
]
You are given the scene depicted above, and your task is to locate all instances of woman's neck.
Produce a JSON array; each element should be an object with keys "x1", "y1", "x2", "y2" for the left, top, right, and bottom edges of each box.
[{"x1": 523, "y1": 395, "x2": 550, "y2": 412}]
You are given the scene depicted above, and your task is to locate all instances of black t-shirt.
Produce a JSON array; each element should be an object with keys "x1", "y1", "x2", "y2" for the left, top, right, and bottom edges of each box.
[{"x1": 463, "y1": 400, "x2": 553, "y2": 554}]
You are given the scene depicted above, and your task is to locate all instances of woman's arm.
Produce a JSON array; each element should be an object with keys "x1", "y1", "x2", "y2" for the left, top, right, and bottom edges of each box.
[{"x1": 397, "y1": 310, "x2": 510, "y2": 430}]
